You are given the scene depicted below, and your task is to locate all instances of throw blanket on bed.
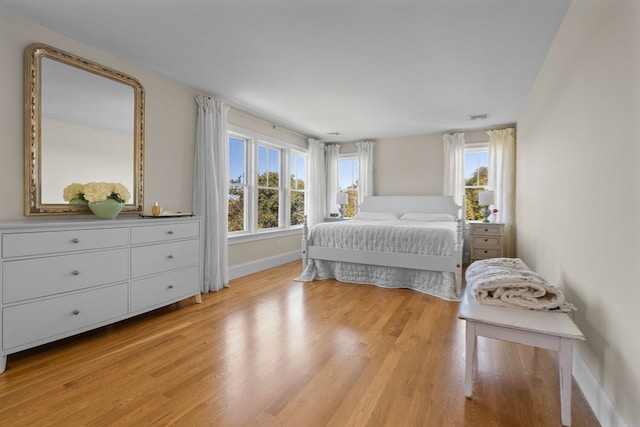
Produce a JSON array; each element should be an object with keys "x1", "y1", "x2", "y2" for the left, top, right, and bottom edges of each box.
[{"x1": 465, "y1": 258, "x2": 576, "y2": 312}]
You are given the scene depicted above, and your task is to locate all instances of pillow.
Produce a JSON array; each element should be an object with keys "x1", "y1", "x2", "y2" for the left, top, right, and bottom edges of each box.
[
  {"x1": 399, "y1": 212, "x2": 455, "y2": 222},
  {"x1": 351, "y1": 211, "x2": 400, "y2": 221}
]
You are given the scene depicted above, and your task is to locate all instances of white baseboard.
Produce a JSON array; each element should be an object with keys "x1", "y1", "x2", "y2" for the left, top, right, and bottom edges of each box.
[
  {"x1": 573, "y1": 350, "x2": 630, "y2": 427},
  {"x1": 229, "y1": 250, "x2": 301, "y2": 280}
]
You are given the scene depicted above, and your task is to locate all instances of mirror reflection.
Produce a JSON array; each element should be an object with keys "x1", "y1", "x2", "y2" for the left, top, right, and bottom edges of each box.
[
  {"x1": 41, "y1": 58, "x2": 135, "y2": 204},
  {"x1": 24, "y1": 43, "x2": 144, "y2": 215}
]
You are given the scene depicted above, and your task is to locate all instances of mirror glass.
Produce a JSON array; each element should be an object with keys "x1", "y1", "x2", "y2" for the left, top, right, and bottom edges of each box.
[{"x1": 25, "y1": 44, "x2": 144, "y2": 215}]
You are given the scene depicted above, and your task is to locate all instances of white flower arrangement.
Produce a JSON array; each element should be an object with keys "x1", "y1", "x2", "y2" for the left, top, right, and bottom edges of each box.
[{"x1": 63, "y1": 182, "x2": 131, "y2": 204}]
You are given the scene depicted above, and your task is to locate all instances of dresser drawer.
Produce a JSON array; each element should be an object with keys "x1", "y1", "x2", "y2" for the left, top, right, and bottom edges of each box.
[
  {"x1": 2, "y1": 248, "x2": 129, "y2": 303},
  {"x1": 130, "y1": 266, "x2": 199, "y2": 313},
  {"x1": 470, "y1": 224, "x2": 502, "y2": 236},
  {"x1": 2, "y1": 228, "x2": 129, "y2": 258},
  {"x1": 471, "y1": 236, "x2": 501, "y2": 248},
  {"x1": 131, "y1": 239, "x2": 200, "y2": 278},
  {"x1": 2, "y1": 283, "x2": 128, "y2": 351},
  {"x1": 472, "y1": 248, "x2": 500, "y2": 259},
  {"x1": 131, "y1": 221, "x2": 199, "y2": 244}
]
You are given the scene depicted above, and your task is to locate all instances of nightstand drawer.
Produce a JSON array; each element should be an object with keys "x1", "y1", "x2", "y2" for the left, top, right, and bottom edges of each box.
[
  {"x1": 472, "y1": 248, "x2": 500, "y2": 259},
  {"x1": 470, "y1": 224, "x2": 502, "y2": 236},
  {"x1": 471, "y1": 236, "x2": 501, "y2": 248}
]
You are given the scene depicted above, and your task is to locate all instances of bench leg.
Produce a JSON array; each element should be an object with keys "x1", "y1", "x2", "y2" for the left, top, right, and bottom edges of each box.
[
  {"x1": 464, "y1": 321, "x2": 476, "y2": 398},
  {"x1": 559, "y1": 337, "x2": 573, "y2": 426}
]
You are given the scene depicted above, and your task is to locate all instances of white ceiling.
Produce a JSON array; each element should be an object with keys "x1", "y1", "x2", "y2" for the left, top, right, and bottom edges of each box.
[{"x1": 0, "y1": 0, "x2": 571, "y2": 142}]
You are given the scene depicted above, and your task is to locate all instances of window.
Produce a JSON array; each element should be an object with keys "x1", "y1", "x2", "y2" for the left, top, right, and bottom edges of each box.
[
  {"x1": 228, "y1": 127, "x2": 307, "y2": 236},
  {"x1": 338, "y1": 156, "x2": 358, "y2": 217},
  {"x1": 464, "y1": 144, "x2": 489, "y2": 220}
]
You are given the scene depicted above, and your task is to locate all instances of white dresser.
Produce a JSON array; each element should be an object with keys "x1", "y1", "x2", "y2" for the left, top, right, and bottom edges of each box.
[{"x1": 0, "y1": 216, "x2": 203, "y2": 373}]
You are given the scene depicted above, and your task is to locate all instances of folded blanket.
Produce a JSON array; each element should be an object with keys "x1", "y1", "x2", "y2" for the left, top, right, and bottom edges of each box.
[{"x1": 466, "y1": 258, "x2": 576, "y2": 312}]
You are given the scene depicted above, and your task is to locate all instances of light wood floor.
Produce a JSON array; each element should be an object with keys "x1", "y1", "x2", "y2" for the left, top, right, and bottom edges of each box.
[{"x1": 0, "y1": 261, "x2": 599, "y2": 426}]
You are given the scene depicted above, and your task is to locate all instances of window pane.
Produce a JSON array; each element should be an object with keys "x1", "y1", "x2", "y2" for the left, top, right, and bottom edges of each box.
[
  {"x1": 228, "y1": 136, "x2": 246, "y2": 232},
  {"x1": 290, "y1": 191, "x2": 305, "y2": 225},
  {"x1": 228, "y1": 186, "x2": 245, "y2": 232},
  {"x1": 258, "y1": 188, "x2": 279, "y2": 229},
  {"x1": 290, "y1": 153, "x2": 306, "y2": 190},
  {"x1": 464, "y1": 149, "x2": 489, "y2": 220},
  {"x1": 464, "y1": 151, "x2": 488, "y2": 186},
  {"x1": 339, "y1": 158, "x2": 359, "y2": 189},
  {"x1": 258, "y1": 145, "x2": 280, "y2": 188},
  {"x1": 338, "y1": 158, "x2": 358, "y2": 217},
  {"x1": 229, "y1": 137, "x2": 245, "y2": 184},
  {"x1": 290, "y1": 152, "x2": 306, "y2": 225}
]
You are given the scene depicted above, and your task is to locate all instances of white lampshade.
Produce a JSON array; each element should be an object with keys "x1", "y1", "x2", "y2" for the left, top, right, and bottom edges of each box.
[
  {"x1": 336, "y1": 192, "x2": 348, "y2": 205},
  {"x1": 478, "y1": 190, "x2": 494, "y2": 206}
]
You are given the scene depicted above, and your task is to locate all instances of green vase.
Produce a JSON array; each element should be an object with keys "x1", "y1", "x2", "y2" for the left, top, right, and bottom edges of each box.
[
  {"x1": 88, "y1": 198, "x2": 124, "y2": 219},
  {"x1": 69, "y1": 198, "x2": 88, "y2": 205}
]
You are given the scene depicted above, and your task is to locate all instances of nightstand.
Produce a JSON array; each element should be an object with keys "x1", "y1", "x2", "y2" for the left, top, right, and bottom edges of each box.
[{"x1": 469, "y1": 222, "x2": 505, "y2": 262}]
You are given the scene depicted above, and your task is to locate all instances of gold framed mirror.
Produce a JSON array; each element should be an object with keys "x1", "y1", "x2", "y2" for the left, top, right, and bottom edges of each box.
[{"x1": 24, "y1": 43, "x2": 144, "y2": 215}]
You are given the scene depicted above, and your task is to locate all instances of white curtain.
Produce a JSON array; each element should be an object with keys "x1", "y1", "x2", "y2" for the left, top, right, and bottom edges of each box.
[
  {"x1": 193, "y1": 96, "x2": 229, "y2": 292},
  {"x1": 307, "y1": 138, "x2": 326, "y2": 226},
  {"x1": 442, "y1": 132, "x2": 466, "y2": 216},
  {"x1": 325, "y1": 144, "x2": 340, "y2": 215},
  {"x1": 488, "y1": 128, "x2": 516, "y2": 257},
  {"x1": 357, "y1": 140, "x2": 374, "y2": 205}
]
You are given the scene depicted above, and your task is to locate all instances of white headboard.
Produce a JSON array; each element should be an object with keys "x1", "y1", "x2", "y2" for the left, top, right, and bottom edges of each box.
[{"x1": 359, "y1": 195, "x2": 461, "y2": 218}]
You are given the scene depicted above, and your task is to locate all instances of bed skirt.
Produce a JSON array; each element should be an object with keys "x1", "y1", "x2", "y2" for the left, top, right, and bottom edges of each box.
[{"x1": 296, "y1": 259, "x2": 460, "y2": 302}]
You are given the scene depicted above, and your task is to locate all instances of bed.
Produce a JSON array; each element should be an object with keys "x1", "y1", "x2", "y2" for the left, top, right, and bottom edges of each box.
[{"x1": 297, "y1": 195, "x2": 463, "y2": 301}]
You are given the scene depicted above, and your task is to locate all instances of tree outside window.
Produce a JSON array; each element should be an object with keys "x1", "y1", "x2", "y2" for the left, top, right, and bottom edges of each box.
[
  {"x1": 257, "y1": 145, "x2": 280, "y2": 229},
  {"x1": 290, "y1": 153, "x2": 306, "y2": 226},
  {"x1": 228, "y1": 136, "x2": 246, "y2": 232}
]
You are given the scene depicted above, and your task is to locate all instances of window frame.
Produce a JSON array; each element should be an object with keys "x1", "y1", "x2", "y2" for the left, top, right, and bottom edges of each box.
[{"x1": 228, "y1": 125, "x2": 307, "y2": 244}]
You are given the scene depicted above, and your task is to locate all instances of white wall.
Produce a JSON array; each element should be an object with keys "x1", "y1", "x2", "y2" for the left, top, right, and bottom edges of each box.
[
  {"x1": 373, "y1": 133, "x2": 444, "y2": 195},
  {"x1": 517, "y1": 0, "x2": 639, "y2": 425}
]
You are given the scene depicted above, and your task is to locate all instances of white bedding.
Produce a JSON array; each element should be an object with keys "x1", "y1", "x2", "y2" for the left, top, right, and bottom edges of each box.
[
  {"x1": 297, "y1": 219, "x2": 460, "y2": 301},
  {"x1": 305, "y1": 219, "x2": 457, "y2": 256}
]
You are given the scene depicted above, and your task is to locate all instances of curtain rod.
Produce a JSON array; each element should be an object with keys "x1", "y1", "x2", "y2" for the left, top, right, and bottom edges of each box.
[{"x1": 445, "y1": 122, "x2": 516, "y2": 135}]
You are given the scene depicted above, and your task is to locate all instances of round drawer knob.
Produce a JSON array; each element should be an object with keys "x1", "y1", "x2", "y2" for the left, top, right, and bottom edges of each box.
[
  {"x1": 167, "y1": 230, "x2": 174, "y2": 235},
  {"x1": 72, "y1": 270, "x2": 80, "y2": 276},
  {"x1": 71, "y1": 238, "x2": 80, "y2": 243},
  {"x1": 168, "y1": 285, "x2": 174, "y2": 289},
  {"x1": 72, "y1": 309, "x2": 80, "y2": 315},
  {"x1": 168, "y1": 255, "x2": 174, "y2": 259}
]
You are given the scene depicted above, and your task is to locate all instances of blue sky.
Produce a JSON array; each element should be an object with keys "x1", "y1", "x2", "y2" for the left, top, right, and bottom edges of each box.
[
  {"x1": 229, "y1": 137, "x2": 245, "y2": 182},
  {"x1": 464, "y1": 151, "x2": 488, "y2": 181},
  {"x1": 339, "y1": 158, "x2": 358, "y2": 189}
]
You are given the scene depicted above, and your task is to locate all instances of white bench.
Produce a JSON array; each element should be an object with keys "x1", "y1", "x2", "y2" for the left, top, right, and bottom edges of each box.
[{"x1": 458, "y1": 289, "x2": 585, "y2": 426}]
